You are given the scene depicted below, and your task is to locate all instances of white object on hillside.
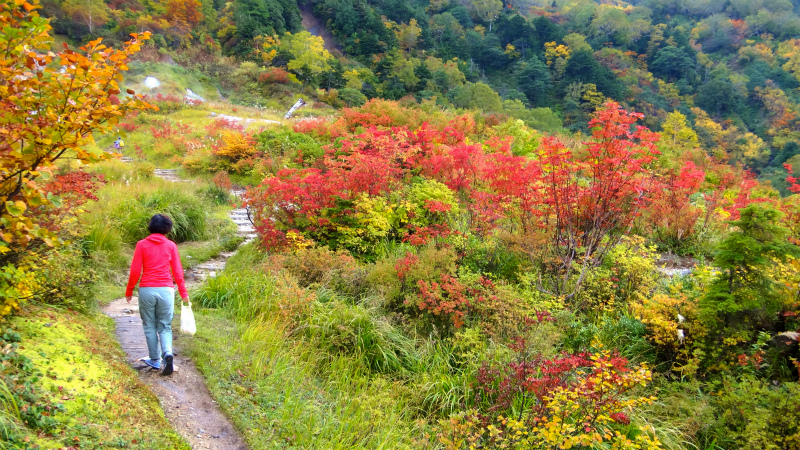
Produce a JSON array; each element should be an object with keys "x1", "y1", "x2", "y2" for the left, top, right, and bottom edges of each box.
[
  {"x1": 185, "y1": 88, "x2": 205, "y2": 102},
  {"x1": 144, "y1": 76, "x2": 160, "y2": 90},
  {"x1": 657, "y1": 268, "x2": 693, "y2": 277},
  {"x1": 284, "y1": 98, "x2": 306, "y2": 119}
]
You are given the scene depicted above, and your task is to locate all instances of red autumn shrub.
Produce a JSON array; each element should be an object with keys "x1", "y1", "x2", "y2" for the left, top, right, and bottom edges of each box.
[{"x1": 258, "y1": 67, "x2": 290, "y2": 84}]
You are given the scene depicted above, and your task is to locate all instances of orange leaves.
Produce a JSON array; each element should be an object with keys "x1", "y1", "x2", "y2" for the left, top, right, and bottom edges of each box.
[
  {"x1": 165, "y1": 0, "x2": 204, "y2": 33},
  {"x1": 0, "y1": 0, "x2": 153, "y2": 277},
  {"x1": 212, "y1": 130, "x2": 257, "y2": 161}
]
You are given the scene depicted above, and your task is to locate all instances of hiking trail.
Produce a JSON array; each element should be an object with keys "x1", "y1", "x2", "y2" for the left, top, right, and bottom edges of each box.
[{"x1": 101, "y1": 168, "x2": 255, "y2": 450}]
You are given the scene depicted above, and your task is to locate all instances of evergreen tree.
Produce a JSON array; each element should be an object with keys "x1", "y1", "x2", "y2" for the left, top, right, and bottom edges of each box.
[
  {"x1": 517, "y1": 55, "x2": 551, "y2": 107},
  {"x1": 700, "y1": 204, "x2": 799, "y2": 339}
]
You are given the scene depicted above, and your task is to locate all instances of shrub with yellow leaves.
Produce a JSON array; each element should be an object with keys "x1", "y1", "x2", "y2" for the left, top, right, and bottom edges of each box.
[{"x1": 439, "y1": 351, "x2": 662, "y2": 449}]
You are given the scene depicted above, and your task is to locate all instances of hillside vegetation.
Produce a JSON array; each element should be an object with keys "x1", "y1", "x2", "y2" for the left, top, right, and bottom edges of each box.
[
  {"x1": 37, "y1": 0, "x2": 800, "y2": 190},
  {"x1": 4, "y1": 0, "x2": 800, "y2": 448}
]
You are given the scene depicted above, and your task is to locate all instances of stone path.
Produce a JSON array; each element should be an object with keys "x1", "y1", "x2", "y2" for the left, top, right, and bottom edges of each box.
[
  {"x1": 214, "y1": 113, "x2": 280, "y2": 127},
  {"x1": 151, "y1": 171, "x2": 256, "y2": 282}
]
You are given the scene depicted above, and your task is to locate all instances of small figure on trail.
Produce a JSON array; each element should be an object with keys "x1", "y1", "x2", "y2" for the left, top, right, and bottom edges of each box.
[
  {"x1": 125, "y1": 214, "x2": 189, "y2": 376},
  {"x1": 114, "y1": 137, "x2": 120, "y2": 150}
]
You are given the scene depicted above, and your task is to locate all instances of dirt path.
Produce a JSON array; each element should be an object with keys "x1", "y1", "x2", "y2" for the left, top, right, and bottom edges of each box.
[
  {"x1": 102, "y1": 299, "x2": 248, "y2": 450},
  {"x1": 99, "y1": 168, "x2": 255, "y2": 449},
  {"x1": 214, "y1": 113, "x2": 281, "y2": 127}
]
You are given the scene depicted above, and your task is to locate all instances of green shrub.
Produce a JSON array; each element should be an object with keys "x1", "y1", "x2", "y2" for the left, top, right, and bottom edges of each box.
[
  {"x1": 278, "y1": 246, "x2": 359, "y2": 287},
  {"x1": 573, "y1": 236, "x2": 659, "y2": 313},
  {"x1": 196, "y1": 184, "x2": 231, "y2": 206},
  {"x1": 116, "y1": 187, "x2": 208, "y2": 244},
  {"x1": 338, "y1": 88, "x2": 368, "y2": 107},
  {"x1": 306, "y1": 301, "x2": 418, "y2": 374},
  {"x1": 31, "y1": 245, "x2": 98, "y2": 312},
  {"x1": 560, "y1": 312, "x2": 656, "y2": 364},
  {"x1": 708, "y1": 375, "x2": 800, "y2": 449},
  {"x1": 454, "y1": 235, "x2": 523, "y2": 283},
  {"x1": 367, "y1": 245, "x2": 458, "y2": 313},
  {"x1": 256, "y1": 127, "x2": 324, "y2": 165}
]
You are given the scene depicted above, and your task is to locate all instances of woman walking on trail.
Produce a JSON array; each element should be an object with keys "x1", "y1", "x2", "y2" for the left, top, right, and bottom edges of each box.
[{"x1": 125, "y1": 214, "x2": 188, "y2": 376}]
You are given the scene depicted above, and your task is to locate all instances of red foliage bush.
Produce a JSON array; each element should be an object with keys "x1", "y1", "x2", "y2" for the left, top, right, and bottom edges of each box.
[
  {"x1": 258, "y1": 67, "x2": 290, "y2": 84},
  {"x1": 416, "y1": 274, "x2": 495, "y2": 329},
  {"x1": 150, "y1": 120, "x2": 192, "y2": 139},
  {"x1": 205, "y1": 118, "x2": 245, "y2": 137},
  {"x1": 36, "y1": 171, "x2": 106, "y2": 231},
  {"x1": 118, "y1": 121, "x2": 139, "y2": 132}
]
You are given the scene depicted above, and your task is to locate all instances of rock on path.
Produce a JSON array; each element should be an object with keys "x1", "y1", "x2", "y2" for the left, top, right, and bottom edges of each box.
[
  {"x1": 102, "y1": 299, "x2": 248, "y2": 450},
  {"x1": 154, "y1": 169, "x2": 188, "y2": 183}
]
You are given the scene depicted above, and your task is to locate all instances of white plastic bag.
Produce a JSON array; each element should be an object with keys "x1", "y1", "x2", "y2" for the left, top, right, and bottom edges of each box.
[{"x1": 180, "y1": 302, "x2": 196, "y2": 336}]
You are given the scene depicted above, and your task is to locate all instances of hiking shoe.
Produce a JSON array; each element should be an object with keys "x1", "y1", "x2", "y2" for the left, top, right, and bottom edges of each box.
[
  {"x1": 161, "y1": 352, "x2": 174, "y2": 376},
  {"x1": 142, "y1": 358, "x2": 161, "y2": 370}
]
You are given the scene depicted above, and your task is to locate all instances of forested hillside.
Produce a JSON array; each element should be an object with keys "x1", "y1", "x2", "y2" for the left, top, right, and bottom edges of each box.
[{"x1": 37, "y1": 0, "x2": 800, "y2": 190}]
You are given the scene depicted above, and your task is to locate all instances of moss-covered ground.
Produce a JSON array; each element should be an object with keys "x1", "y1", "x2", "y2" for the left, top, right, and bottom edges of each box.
[{"x1": 2, "y1": 307, "x2": 189, "y2": 449}]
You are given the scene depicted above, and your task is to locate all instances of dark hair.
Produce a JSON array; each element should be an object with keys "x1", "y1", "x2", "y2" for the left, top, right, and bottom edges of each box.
[{"x1": 148, "y1": 214, "x2": 173, "y2": 235}]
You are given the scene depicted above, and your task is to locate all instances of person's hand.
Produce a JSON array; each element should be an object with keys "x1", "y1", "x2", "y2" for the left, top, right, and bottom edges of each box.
[
  {"x1": 181, "y1": 297, "x2": 189, "y2": 304},
  {"x1": 125, "y1": 296, "x2": 132, "y2": 303}
]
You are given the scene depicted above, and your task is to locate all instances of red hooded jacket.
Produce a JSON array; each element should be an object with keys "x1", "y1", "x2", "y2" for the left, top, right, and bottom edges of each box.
[{"x1": 126, "y1": 233, "x2": 188, "y2": 299}]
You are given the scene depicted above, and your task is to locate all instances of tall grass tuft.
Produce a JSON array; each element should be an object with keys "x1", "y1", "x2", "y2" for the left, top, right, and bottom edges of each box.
[
  {"x1": 0, "y1": 377, "x2": 20, "y2": 447},
  {"x1": 306, "y1": 301, "x2": 419, "y2": 374},
  {"x1": 191, "y1": 268, "x2": 275, "y2": 313},
  {"x1": 117, "y1": 187, "x2": 208, "y2": 243},
  {"x1": 407, "y1": 340, "x2": 471, "y2": 417}
]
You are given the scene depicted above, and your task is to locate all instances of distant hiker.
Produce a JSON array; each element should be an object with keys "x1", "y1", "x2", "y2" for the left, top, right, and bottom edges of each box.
[
  {"x1": 125, "y1": 214, "x2": 189, "y2": 376},
  {"x1": 118, "y1": 137, "x2": 125, "y2": 149},
  {"x1": 114, "y1": 137, "x2": 120, "y2": 150}
]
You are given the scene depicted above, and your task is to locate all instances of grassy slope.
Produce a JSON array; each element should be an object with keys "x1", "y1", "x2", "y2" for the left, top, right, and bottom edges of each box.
[
  {"x1": 125, "y1": 61, "x2": 222, "y2": 102},
  {"x1": 184, "y1": 309, "x2": 430, "y2": 450},
  {"x1": 4, "y1": 307, "x2": 189, "y2": 449}
]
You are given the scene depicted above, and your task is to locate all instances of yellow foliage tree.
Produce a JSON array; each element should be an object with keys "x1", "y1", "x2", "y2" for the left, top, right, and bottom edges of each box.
[
  {"x1": 544, "y1": 41, "x2": 570, "y2": 66},
  {"x1": 778, "y1": 39, "x2": 800, "y2": 83},
  {"x1": 395, "y1": 18, "x2": 421, "y2": 50},
  {"x1": 282, "y1": 31, "x2": 333, "y2": 81},
  {"x1": 692, "y1": 107, "x2": 769, "y2": 167},
  {"x1": 213, "y1": 130, "x2": 257, "y2": 161},
  {"x1": 0, "y1": 0, "x2": 154, "y2": 313},
  {"x1": 660, "y1": 111, "x2": 699, "y2": 153}
]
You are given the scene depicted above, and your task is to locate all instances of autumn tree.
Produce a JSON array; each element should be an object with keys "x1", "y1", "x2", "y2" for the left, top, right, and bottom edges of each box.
[
  {"x1": 165, "y1": 0, "x2": 204, "y2": 35},
  {"x1": 395, "y1": 19, "x2": 422, "y2": 50},
  {"x1": 0, "y1": 0, "x2": 154, "y2": 313},
  {"x1": 468, "y1": 0, "x2": 502, "y2": 32},
  {"x1": 282, "y1": 31, "x2": 334, "y2": 83},
  {"x1": 532, "y1": 102, "x2": 661, "y2": 301},
  {"x1": 658, "y1": 110, "x2": 699, "y2": 163}
]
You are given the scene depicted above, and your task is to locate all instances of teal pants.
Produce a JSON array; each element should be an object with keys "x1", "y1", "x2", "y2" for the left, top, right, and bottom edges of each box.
[{"x1": 138, "y1": 287, "x2": 174, "y2": 361}]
